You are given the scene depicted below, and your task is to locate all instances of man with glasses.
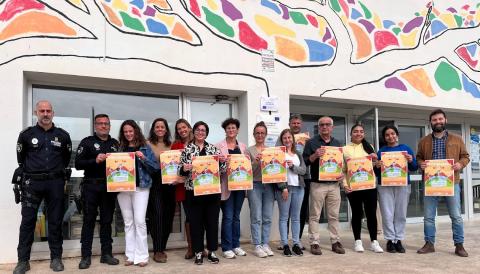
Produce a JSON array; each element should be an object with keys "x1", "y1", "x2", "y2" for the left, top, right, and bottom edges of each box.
[
  {"x1": 14, "y1": 100, "x2": 72, "y2": 274},
  {"x1": 75, "y1": 114, "x2": 120, "y2": 269},
  {"x1": 303, "y1": 116, "x2": 345, "y2": 255}
]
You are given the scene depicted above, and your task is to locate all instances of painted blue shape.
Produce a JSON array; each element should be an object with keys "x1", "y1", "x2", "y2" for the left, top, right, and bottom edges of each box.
[
  {"x1": 462, "y1": 74, "x2": 480, "y2": 98},
  {"x1": 305, "y1": 39, "x2": 334, "y2": 62},
  {"x1": 466, "y1": 44, "x2": 477, "y2": 56},
  {"x1": 261, "y1": 0, "x2": 281, "y2": 15},
  {"x1": 383, "y1": 20, "x2": 395, "y2": 29},
  {"x1": 351, "y1": 8, "x2": 362, "y2": 20},
  {"x1": 130, "y1": 0, "x2": 144, "y2": 9},
  {"x1": 430, "y1": 20, "x2": 448, "y2": 36},
  {"x1": 146, "y1": 19, "x2": 169, "y2": 34}
]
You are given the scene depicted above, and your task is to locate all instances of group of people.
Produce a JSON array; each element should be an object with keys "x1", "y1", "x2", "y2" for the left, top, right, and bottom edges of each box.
[{"x1": 12, "y1": 100, "x2": 470, "y2": 274}]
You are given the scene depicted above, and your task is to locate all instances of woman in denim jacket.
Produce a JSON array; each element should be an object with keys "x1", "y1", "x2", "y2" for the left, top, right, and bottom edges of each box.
[{"x1": 117, "y1": 120, "x2": 159, "y2": 267}]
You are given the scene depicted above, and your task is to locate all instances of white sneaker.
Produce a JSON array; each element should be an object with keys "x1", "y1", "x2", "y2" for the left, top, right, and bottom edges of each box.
[
  {"x1": 370, "y1": 240, "x2": 384, "y2": 253},
  {"x1": 254, "y1": 245, "x2": 268, "y2": 258},
  {"x1": 233, "y1": 247, "x2": 247, "y2": 256},
  {"x1": 223, "y1": 250, "x2": 236, "y2": 259},
  {"x1": 354, "y1": 240, "x2": 364, "y2": 252},
  {"x1": 262, "y1": 244, "x2": 274, "y2": 256}
]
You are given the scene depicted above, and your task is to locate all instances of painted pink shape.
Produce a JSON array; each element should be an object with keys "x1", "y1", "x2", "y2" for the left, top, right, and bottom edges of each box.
[
  {"x1": 131, "y1": 7, "x2": 142, "y2": 18},
  {"x1": 0, "y1": 0, "x2": 44, "y2": 22},
  {"x1": 338, "y1": 0, "x2": 349, "y2": 18},
  {"x1": 374, "y1": 30, "x2": 399, "y2": 51},
  {"x1": 306, "y1": 14, "x2": 318, "y2": 28},
  {"x1": 456, "y1": 46, "x2": 478, "y2": 69},
  {"x1": 385, "y1": 77, "x2": 407, "y2": 91}
]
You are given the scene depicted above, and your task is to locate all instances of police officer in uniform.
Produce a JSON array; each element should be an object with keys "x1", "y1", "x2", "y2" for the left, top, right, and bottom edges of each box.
[
  {"x1": 75, "y1": 114, "x2": 120, "y2": 269},
  {"x1": 14, "y1": 100, "x2": 72, "y2": 274}
]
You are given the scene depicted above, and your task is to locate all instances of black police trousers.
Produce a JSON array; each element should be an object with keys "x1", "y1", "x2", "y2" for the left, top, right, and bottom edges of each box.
[
  {"x1": 18, "y1": 179, "x2": 64, "y2": 261},
  {"x1": 81, "y1": 182, "x2": 117, "y2": 257},
  {"x1": 147, "y1": 182, "x2": 176, "y2": 252}
]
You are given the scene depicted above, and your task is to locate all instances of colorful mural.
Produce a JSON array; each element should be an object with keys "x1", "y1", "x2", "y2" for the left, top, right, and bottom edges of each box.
[
  {"x1": 66, "y1": 0, "x2": 89, "y2": 14},
  {"x1": 181, "y1": 0, "x2": 338, "y2": 67},
  {"x1": 456, "y1": 40, "x2": 480, "y2": 72},
  {"x1": 424, "y1": 1, "x2": 480, "y2": 44},
  {"x1": 0, "y1": 0, "x2": 96, "y2": 45},
  {"x1": 329, "y1": 0, "x2": 430, "y2": 63},
  {"x1": 323, "y1": 58, "x2": 480, "y2": 99},
  {"x1": 95, "y1": 0, "x2": 201, "y2": 45}
]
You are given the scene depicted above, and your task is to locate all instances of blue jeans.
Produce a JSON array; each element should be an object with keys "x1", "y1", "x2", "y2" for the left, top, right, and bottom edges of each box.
[
  {"x1": 424, "y1": 183, "x2": 464, "y2": 244},
  {"x1": 221, "y1": 190, "x2": 245, "y2": 251},
  {"x1": 276, "y1": 186, "x2": 305, "y2": 246},
  {"x1": 247, "y1": 182, "x2": 275, "y2": 246}
]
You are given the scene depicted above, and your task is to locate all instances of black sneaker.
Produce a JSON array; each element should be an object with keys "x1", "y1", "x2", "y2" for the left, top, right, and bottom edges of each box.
[
  {"x1": 292, "y1": 244, "x2": 303, "y2": 256},
  {"x1": 207, "y1": 251, "x2": 220, "y2": 264},
  {"x1": 13, "y1": 261, "x2": 30, "y2": 274},
  {"x1": 50, "y1": 258, "x2": 64, "y2": 272},
  {"x1": 100, "y1": 254, "x2": 119, "y2": 265},
  {"x1": 395, "y1": 240, "x2": 406, "y2": 253},
  {"x1": 194, "y1": 252, "x2": 203, "y2": 265},
  {"x1": 283, "y1": 245, "x2": 292, "y2": 257},
  {"x1": 78, "y1": 256, "x2": 91, "y2": 269},
  {"x1": 386, "y1": 240, "x2": 396, "y2": 253}
]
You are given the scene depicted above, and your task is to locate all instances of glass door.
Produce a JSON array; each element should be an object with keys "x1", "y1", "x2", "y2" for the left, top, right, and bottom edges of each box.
[{"x1": 185, "y1": 97, "x2": 235, "y2": 144}]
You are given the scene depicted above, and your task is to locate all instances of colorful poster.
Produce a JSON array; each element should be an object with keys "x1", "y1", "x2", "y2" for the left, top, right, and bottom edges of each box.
[
  {"x1": 227, "y1": 154, "x2": 253, "y2": 190},
  {"x1": 424, "y1": 159, "x2": 455, "y2": 196},
  {"x1": 294, "y1": 132, "x2": 310, "y2": 153},
  {"x1": 319, "y1": 146, "x2": 343, "y2": 181},
  {"x1": 192, "y1": 155, "x2": 221, "y2": 196},
  {"x1": 106, "y1": 152, "x2": 136, "y2": 192},
  {"x1": 160, "y1": 150, "x2": 182, "y2": 184},
  {"x1": 381, "y1": 151, "x2": 408, "y2": 186},
  {"x1": 346, "y1": 156, "x2": 376, "y2": 191},
  {"x1": 261, "y1": 146, "x2": 287, "y2": 184}
]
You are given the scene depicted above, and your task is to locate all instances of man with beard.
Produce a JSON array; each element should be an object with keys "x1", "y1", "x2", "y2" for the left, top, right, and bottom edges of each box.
[
  {"x1": 416, "y1": 109, "x2": 469, "y2": 257},
  {"x1": 14, "y1": 101, "x2": 72, "y2": 274}
]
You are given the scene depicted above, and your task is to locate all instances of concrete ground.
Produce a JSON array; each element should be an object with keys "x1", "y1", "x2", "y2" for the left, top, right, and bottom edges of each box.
[{"x1": 1, "y1": 220, "x2": 479, "y2": 274}]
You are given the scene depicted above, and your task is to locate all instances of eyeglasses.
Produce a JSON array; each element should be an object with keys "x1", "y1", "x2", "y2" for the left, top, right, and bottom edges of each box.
[
  {"x1": 194, "y1": 129, "x2": 207, "y2": 133},
  {"x1": 254, "y1": 132, "x2": 266, "y2": 135},
  {"x1": 319, "y1": 123, "x2": 332, "y2": 127},
  {"x1": 95, "y1": 122, "x2": 110, "y2": 126}
]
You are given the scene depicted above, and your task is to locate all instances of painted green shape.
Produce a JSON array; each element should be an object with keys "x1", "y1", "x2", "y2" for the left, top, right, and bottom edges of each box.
[
  {"x1": 392, "y1": 27, "x2": 401, "y2": 35},
  {"x1": 428, "y1": 13, "x2": 436, "y2": 20},
  {"x1": 415, "y1": 12, "x2": 420, "y2": 16},
  {"x1": 289, "y1": 11, "x2": 308, "y2": 25},
  {"x1": 454, "y1": 14, "x2": 463, "y2": 27},
  {"x1": 202, "y1": 6, "x2": 234, "y2": 38},
  {"x1": 330, "y1": 0, "x2": 341, "y2": 13},
  {"x1": 359, "y1": 1, "x2": 372, "y2": 19},
  {"x1": 434, "y1": 61, "x2": 461, "y2": 91},
  {"x1": 119, "y1": 11, "x2": 145, "y2": 32}
]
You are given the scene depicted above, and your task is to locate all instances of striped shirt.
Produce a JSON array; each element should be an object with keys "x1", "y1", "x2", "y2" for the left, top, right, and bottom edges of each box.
[{"x1": 432, "y1": 131, "x2": 448, "y2": 160}]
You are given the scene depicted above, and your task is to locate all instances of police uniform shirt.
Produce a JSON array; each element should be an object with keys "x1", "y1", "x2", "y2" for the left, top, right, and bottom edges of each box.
[
  {"x1": 17, "y1": 123, "x2": 72, "y2": 173},
  {"x1": 75, "y1": 134, "x2": 119, "y2": 179}
]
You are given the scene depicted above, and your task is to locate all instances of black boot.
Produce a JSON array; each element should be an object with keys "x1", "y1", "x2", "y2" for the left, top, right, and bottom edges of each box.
[
  {"x1": 13, "y1": 261, "x2": 30, "y2": 274},
  {"x1": 78, "y1": 257, "x2": 91, "y2": 269},
  {"x1": 50, "y1": 258, "x2": 64, "y2": 272},
  {"x1": 395, "y1": 240, "x2": 406, "y2": 253},
  {"x1": 100, "y1": 254, "x2": 120, "y2": 265},
  {"x1": 386, "y1": 240, "x2": 396, "y2": 253}
]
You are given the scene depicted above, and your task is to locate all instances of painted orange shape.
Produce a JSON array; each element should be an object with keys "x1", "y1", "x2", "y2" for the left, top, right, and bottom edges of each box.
[
  {"x1": 0, "y1": 10, "x2": 76, "y2": 41},
  {"x1": 172, "y1": 21, "x2": 193, "y2": 41},
  {"x1": 147, "y1": 0, "x2": 171, "y2": 10},
  {"x1": 348, "y1": 22, "x2": 372, "y2": 60},
  {"x1": 101, "y1": 2, "x2": 122, "y2": 27},
  {"x1": 275, "y1": 36, "x2": 306, "y2": 62},
  {"x1": 400, "y1": 68, "x2": 436, "y2": 97}
]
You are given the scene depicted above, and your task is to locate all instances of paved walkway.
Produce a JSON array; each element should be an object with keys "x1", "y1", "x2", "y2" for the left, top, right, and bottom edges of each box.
[{"x1": 2, "y1": 220, "x2": 479, "y2": 273}]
